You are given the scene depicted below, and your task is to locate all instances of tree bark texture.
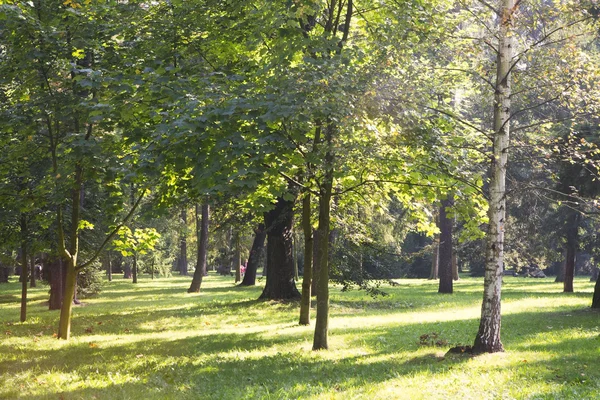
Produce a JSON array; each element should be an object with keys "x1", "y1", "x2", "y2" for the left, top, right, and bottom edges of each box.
[
  {"x1": 438, "y1": 199, "x2": 453, "y2": 294},
  {"x1": 259, "y1": 194, "x2": 301, "y2": 300},
  {"x1": 240, "y1": 223, "x2": 266, "y2": 286},
  {"x1": 473, "y1": 0, "x2": 515, "y2": 354},
  {"x1": 189, "y1": 204, "x2": 209, "y2": 293},
  {"x1": 299, "y1": 193, "x2": 313, "y2": 325}
]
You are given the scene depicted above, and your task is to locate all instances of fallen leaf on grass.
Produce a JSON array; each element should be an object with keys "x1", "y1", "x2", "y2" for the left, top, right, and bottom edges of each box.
[
  {"x1": 89, "y1": 342, "x2": 98, "y2": 348},
  {"x1": 136, "y1": 354, "x2": 144, "y2": 358}
]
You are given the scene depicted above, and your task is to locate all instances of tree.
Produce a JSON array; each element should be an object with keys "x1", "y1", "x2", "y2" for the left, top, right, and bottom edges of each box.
[
  {"x1": 438, "y1": 197, "x2": 454, "y2": 294},
  {"x1": 188, "y1": 204, "x2": 210, "y2": 293}
]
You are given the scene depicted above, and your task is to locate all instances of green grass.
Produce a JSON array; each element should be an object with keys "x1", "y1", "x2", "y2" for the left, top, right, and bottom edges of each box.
[{"x1": 0, "y1": 274, "x2": 598, "y2": 399}]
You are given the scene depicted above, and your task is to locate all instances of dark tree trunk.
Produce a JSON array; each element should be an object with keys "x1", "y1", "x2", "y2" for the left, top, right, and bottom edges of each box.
[
  {"x1": 259, "y1": 194, "x2": 301, "y2": 300},
  {"x1": 123, "y1": 263, "x2": 132, "y2": 279},
  {"x1": 49, "y1": 256, "x2": 67, "y2": 310},
  {"x1": 189, "y1": 204, "x2": 209, "y2": 293},
  {"x1": 20, "y1": 215, "x2": 28, "y2": 322},
  {"x1": 313, "y1": 123, "x2": 334, "y2": 350},
  {"x1": 132, "y1": 253, "x2": 138, "y2": 284},
  {"x1": 592, "y1": 276, "x2": 600, "y2": 308},
  {"x1": 29, "y1": 256, "x2": 36, "y2": 288},
  {"x1": 240, "y1": 223, "x2": 266, "y2": 286},
  {"x1": 311, "y1": 229, "x2": 320, "y2": 295},
  {"x1": 106, "y1": 252, "x2": 112, "y2": 282},
  {"x1": 563, "y1": 212, "x2": 579, "y2": 293},
  {"x1": 591, "y1": 267, "x2": 599, "y2": 282},
  {"x1": 178, "y1": 208, "x2": 188, "y2": 276},
  {"x1": 299, "y1": 193, "x2": 313, "y2": 325},
  {"x1": 0, "y1": 266, "x2": 8, "y2": 283},
  {"x1": 438, "y1": 198, "x2": 453, "y2": 294},
  {"x1": 234, "y1": 231, "x2": 241, "y2": 283}
]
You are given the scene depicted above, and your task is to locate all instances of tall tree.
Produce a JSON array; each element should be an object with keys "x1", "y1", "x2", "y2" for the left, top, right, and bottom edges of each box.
[{"x1": 188, "y1": 204, "x2": 209, "y2": 293}]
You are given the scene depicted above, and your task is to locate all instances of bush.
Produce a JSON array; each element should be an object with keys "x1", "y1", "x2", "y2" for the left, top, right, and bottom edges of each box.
[{"x1": 77, "y1": 267, "x2": 103, "y2": 298}]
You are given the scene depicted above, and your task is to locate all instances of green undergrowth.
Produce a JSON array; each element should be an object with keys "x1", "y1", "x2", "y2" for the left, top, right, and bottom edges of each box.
[{"x1": 0, "y1": 274, "x2": 598, "y2": 399}]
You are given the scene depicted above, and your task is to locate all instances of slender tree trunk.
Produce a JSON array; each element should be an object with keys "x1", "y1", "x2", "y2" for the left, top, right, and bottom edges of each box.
[
  {"x1": 132, "y1": 253, "x2": 138, "y2": 284},
  {"x1": 240, "y1": 223, "x2": 266, "y2": 286},
  {"x1": 438, "y1": 198, "x2": 453, "y2": 294},
  {"x1": 20, "y1": 215, "x2": 28, "y2": 323},
  {"x1": 313, "y1": 124, "x2": 334, "y2": 350},
  {"x1": 179, "y1": 208, "x2": 188, "y2": 276},
  {"x1": 234, "y1": 231, "x2": 241, "y2": 283},
  {"x1": 299, "y1": 193, "x2": 313, "y2": 325},
  {"x1": 429, "y1": 212, "x2": 439, "y2": 280},
  {"x1": 259, "y1": 194, "x2": 301, "y2": 300},
  {"x1": 591, "y1": 267, "x2": 599, "y2": 283},
  {"x1": 563, "y1": 213, "x2": 579, "y2": 293},
  {"x1": 107, "y1": 252, "x2": 112, "y2": 282},
  {"x1": 189, "y1": 204, "x2": 209, "y2": 293},
  {"x1": 293, "y1": 233, "x2": 299, "y2": 282},
  {"x1": 473, "y1": 0, "x2": 515, "y2": 354}
]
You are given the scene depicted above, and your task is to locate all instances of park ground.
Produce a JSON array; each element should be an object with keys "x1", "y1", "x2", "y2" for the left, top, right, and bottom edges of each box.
[{"x1": 0, "y1": 274, "x2": 598, "y2": 399}]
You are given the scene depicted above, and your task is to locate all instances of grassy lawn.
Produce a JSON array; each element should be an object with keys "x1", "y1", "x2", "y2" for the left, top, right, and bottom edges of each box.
[{"x1": 0, "y1": 274, "x2": 598, "y2": 399}]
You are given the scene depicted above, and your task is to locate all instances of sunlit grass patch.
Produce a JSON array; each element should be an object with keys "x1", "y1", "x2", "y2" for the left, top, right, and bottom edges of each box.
[{"x1": 0, "y1": 274, "x2": 598, "y2": 399}]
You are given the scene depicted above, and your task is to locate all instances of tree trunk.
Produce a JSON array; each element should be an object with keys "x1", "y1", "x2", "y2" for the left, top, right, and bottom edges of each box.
[
  {"x1": 29, "y1": 255, "x2": 36, "y2": 288},
  {"x1": 49, "y1": 256, "x2": 66, "y2": 310},
  {"x1": 107, "y1": 252, "x2": 112, "y2": 282},
  {"x1": 438, "y1": 198, "x2": 453, "y2": 294},
  {"x1": 240, "y1": 223, "x2": 266, "y2": 286},
  {"x1": 189, "y1": 204, "x2": 209, "y2": 293},
  {"x1": 563, "y1": 212, "x2": 579, "y2": 293},
  {"x1": 20, "y1": 215, "x2": 28, "y2": 322},
  {"x1": 132, "y1": 253, "x2": 138, "y2": 284},
  {"x1": 429, "y1": 213, "x2": 439, "y2": 280},
  {"x1": 592, "y1": 276, "x2": 600, "y2": 308},
  {"x1": 452, "y1": 253, "x2": 459, "y2": 281},
  {"x1": 591, "y1": 267, "x2": 599, "y2": 282},
  {"x1": 293, "y1": 233, "x2": 299, "y2": 282},
  {"x1": 311, "y1": 229, "x2": 320, "y2": 295},
  {"x1": 473, "y1": 0, "x2": 515, "y2": 354},
  {"x1": 299, "y1": 193, "x2": 313, "y2": 325},
  {"x1": 178, "y1": 208, "x2": 188, "y2": 276},
  {"x1": 259, "y1": 194, "x2": 301, "y2": 300},
  {"x1": 234, "y1": 231, "x2": 242, "y2": 283},
  {"x1": 313, "y1": 124, "x2": 334, "y2": 350}
]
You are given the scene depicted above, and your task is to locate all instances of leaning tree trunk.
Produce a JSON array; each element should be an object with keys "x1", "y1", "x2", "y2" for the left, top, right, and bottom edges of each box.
[
  {"x1": 189, "y1": 204, "x2": 209, "y2": 293},
  {"x1": 259, "y1": 194, "x2": 301, "y2": 300},
  {"x1": 473, "y1": 0, "x2": 516, "y2": 354},
  {"x1": 299, "y1": 192, "x2": 314, "y2": 325},
  {"x1": 240, "y1": 224, "x2": 266, "y2": 286},
  {"x1": 438, "y1": 198, "x2": 453, "y2": 294}
]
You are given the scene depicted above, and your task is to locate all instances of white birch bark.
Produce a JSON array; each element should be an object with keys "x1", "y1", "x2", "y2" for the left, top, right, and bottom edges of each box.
[{"x1": 473, "y1": 0, "x2": 516, "y2": 353}]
